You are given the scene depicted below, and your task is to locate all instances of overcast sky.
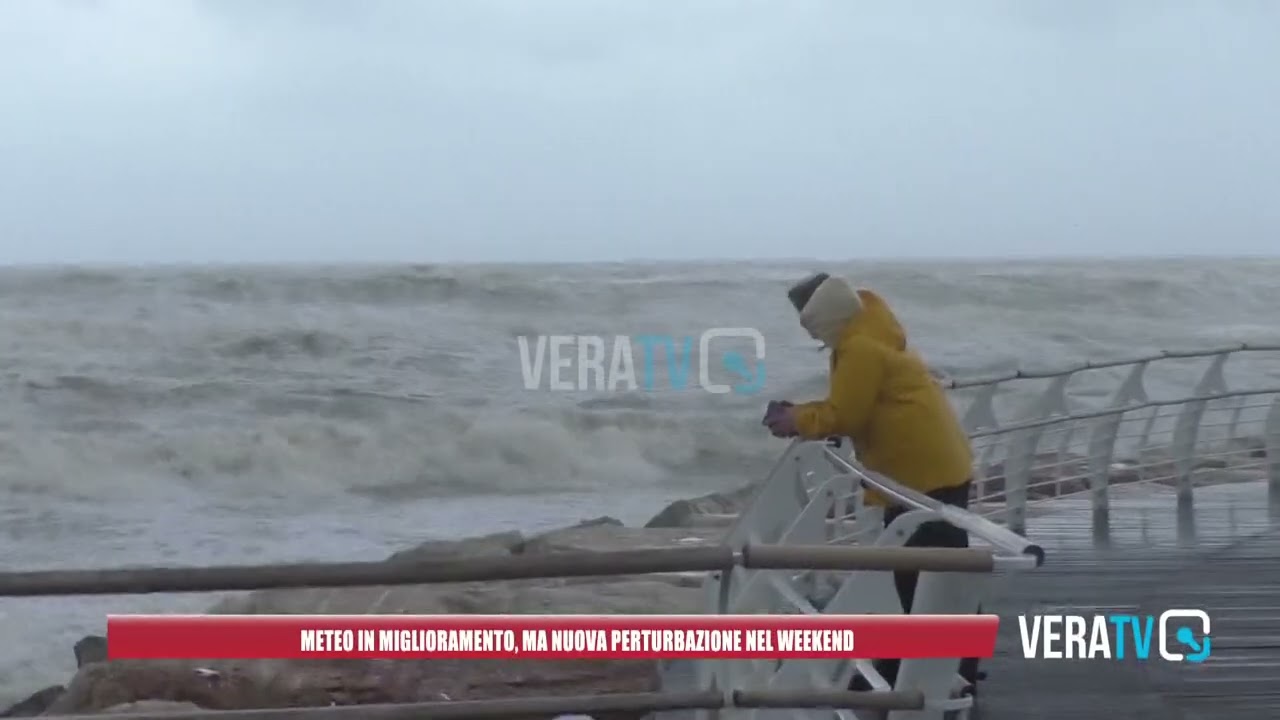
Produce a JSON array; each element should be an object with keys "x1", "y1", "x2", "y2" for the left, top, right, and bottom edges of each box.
[{"x1": 0, "y1": 0, "x2": 1276, "y2": 263}]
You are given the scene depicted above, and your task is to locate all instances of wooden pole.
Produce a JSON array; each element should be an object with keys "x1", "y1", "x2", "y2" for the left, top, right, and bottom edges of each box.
[
  {"x1": 43, "y1": 688, "x2": 926, "y2": 720},
  {"x1": 734, "y1": 688, "x2": 924, "y2": 711},
  {"x1": 742, "y1": 544, "x2": 996, "y2": 573},
  {"x1": 0, "y1": 546, "x2": 736, "y2": 597},
  {"x1": 0, "y1": 543, "x2": 1001, "y2": 597}
]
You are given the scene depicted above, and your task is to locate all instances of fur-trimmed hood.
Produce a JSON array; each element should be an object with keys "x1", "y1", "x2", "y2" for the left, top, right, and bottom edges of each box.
[{"x1": 788, "y1": 274, "x2": 906, "y2": 352}]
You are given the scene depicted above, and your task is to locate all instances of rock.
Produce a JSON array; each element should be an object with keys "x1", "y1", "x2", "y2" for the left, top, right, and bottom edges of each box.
[
  {"x1": 207, "y1": 530, "x2": 532, "y2": 618},
  {"x1": 568, "y1": 516, "x2": 624, "y2": 529},
  {"x1": 208, "y1": 570, "x2": 703, "y2": 616},
  {"x1": 48, "y1": 657, "x2": 659, "y2": 716},
  {"x1": 1227, "y1": 435, "x2": 1268, "y2": 459},
  {"x1": 205, "y1": 519, "x2": 714, "y2": 615},
  {"x1": 511, "y1": 523, "x2": 722, "y2": 589},
  {"x1": 520, "y1": 524, "x2": 723, "y2": 556},
  {"x1": 43, "y1": 517, "x2": 725, "y2": 716},
  {"x1": 76, "y1": 634, "x2": 109, "y2": 668},
  {"x1": 0, "y1": 685, "x2": 63, "y2": 717},
  {"x1": 644, "y1": 484, "x2": 756, "y2": 528},
  {"x1": 384, "y1": 520, "x2": 625, "y2": 564},
  {"x1": 673, "y1": 513, "x2": 738, "y2": 528},
  {"x1": 386, "y1": 530, "x2": 525, "y2": 564},
  {"x1": 208, "y1": 527, "x2": 705, "y2": 616},
  {"x1": 189, "y1": 522, "x2": 707, "y2": 716},
  {"x1": 44, "y1": 661, "x2": 302, "y2": 715},
  {"x1": 101, "y1": 700, "x2": 205, "y2": 714}
]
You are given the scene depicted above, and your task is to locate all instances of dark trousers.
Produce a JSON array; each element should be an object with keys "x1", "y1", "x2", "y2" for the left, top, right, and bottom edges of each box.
[{"x1": 874, "y1": 481, "x2": 981, "y2": 689}]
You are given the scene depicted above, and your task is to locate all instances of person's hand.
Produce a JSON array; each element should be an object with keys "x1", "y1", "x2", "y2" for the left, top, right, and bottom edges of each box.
[
  {"x1": 762, "y1": 401, "x2": 798, "y2": 438},
  {"x1": 767, "y1": 409, "x2": 798, "y2": 438},
  {"x1": 761, "y1": 400, "x2": 791, "y2": 426}
]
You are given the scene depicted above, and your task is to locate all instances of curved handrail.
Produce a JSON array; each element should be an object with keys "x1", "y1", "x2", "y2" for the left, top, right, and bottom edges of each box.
[
  {"x1": 821, "y1": 447, "x2": 1045, "y2": 565},
  {"x1": 968, "y1": 385, "x2": 1280, "y2": 439},
  {"x1": 941, "y1": 342, "x2": 1280, "y2": 389}
]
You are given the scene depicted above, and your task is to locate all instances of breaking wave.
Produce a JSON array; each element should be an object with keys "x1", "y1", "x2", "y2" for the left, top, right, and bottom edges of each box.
[{"x1": 0, "y1": 403, "x2": 775, "y2": 504}]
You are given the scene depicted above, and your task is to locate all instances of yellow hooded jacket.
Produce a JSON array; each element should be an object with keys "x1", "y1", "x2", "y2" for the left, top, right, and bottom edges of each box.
[{"x1": 792, "y1": 289, "x2": 973, "y2": 506}]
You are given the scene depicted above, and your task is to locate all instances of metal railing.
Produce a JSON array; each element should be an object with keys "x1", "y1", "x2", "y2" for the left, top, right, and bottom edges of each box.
[
  {"x1": 824, "y1": 450, "x2": 1043, "y2": 567},
  {"x1": 787, "y1": 344, "x2": 1280, "y2": 550},
  {"x1": 684, "y1": 439, "x2": 1044, "y2": 720},
  {"x1": 675, "y1": 342, "x2": 1276, "y2": 718},
  {"x1": 943, "y1": 343, "x2": 1280, "y2": 536}
]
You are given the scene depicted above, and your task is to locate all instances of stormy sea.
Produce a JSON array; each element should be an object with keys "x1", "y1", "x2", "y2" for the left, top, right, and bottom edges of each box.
[{"x1": 2, "y1": 257, "x2": 1279, "y2": 701}]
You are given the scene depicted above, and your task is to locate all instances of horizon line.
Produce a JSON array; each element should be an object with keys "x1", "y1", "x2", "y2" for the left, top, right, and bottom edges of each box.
[{"x1": 0, "y1": 252, "x2": 1276, "y2": 269}]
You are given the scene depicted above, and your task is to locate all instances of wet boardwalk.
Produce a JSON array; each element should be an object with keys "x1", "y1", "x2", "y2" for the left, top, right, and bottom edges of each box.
[
  {"x1": 657, "y1": 480, "x2": 1280, "y2": 719},
  {"x1": 978, "y1": 479, "x2": 1280, "y2": 720}
]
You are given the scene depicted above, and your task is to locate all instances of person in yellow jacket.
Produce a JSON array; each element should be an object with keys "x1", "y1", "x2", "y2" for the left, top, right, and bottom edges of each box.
[{"x1": 763, "y1": 271, "x2": 980, "y2": 691}]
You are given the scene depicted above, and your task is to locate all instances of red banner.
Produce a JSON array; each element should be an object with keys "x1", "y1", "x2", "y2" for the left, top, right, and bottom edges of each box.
[{"x1": 107, "y1": 614, "x2": 999, "y2": 660}]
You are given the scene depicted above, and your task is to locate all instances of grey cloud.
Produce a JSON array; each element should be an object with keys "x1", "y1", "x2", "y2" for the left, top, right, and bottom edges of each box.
[{"x1": 0, "y1": 0, "x2": 1276, "y2": 263}]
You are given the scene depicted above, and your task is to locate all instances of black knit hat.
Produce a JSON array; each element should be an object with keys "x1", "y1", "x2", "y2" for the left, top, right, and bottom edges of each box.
[{"x1": 787, "y1": 272, "x2": 829, "y2": 312}]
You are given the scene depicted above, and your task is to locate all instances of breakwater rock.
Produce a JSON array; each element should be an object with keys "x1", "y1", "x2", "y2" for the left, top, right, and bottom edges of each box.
[{"x1": 22, "y1": 506, "x2": 746, "y2": 717}]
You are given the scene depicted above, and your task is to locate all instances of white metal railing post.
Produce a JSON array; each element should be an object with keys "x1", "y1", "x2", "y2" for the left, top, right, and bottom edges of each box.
[
  {"x1": 1001, "y1": 373, "x2": 1074, "y2": 535},
  {"x1": 1084, "y1": 360, "x2": 1150, "y2": 546},
  {"x1": 1170, "y1": 353, "x2": 1230, "y2": 544},
  {"x1": 888, "y1": 569, "x2": 990, "y2": 720},
  {"x1": 960, "y1": 381, "x2": 1000, "y2": 433},
  {"x1": 1267, "y1": 396, "x2": 1280, "y2": 519},
  {"x1": 970, "y1": 442, "x2": 998, "y2": 511}
]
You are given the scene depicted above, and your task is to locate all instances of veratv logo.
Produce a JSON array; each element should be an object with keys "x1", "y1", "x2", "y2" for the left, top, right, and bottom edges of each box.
[
  {"x1": 1019, "y1": 610, "x2": 1210, "y2": 662},
  {"x1": 517, "y1": 330, "x2": 766, "y2": 395}
]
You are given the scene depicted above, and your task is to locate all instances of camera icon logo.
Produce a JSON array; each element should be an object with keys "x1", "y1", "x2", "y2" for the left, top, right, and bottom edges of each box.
[
  {"x1": 1158, "y1": 609, "x2": 1211, "y2": 663},
  {"x1": 699, "y1": 328, "x2": 766, "y2": 395}
]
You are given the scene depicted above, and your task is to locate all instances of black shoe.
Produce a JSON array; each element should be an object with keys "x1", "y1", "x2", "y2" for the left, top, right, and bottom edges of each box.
[{"x1": 960, "y1": 671, "x2": 986, "y2": 698}]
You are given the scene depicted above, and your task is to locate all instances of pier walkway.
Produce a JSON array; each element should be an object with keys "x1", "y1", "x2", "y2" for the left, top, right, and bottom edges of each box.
[
  {"x1": 963, "y1": 345, "x2": 1280, "y2": 720},
  {"x1": 980, "y1": 480, "x2": 1280, "y2": 720}
]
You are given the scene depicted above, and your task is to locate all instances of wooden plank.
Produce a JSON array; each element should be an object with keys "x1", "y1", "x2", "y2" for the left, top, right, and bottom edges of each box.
[{"x1": 976, "y1": 484, "x2": 1280, "y2": 720}]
